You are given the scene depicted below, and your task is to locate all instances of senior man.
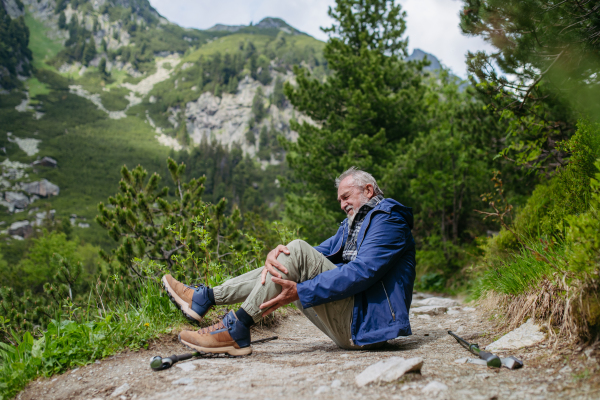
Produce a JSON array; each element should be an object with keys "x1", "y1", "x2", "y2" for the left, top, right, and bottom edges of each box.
[{"x1": 162, "y1": 167, "x2": 416, "y2": 356}]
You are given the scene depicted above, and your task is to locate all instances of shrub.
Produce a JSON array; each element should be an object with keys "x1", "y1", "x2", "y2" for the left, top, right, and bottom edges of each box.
[{"x1": 473, "y1": 121, "x2": 600, "y2": 342}]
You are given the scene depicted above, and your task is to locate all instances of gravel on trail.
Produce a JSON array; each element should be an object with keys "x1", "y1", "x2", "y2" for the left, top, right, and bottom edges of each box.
[{"x1": 20, "y1": 293, "x2": 600, "y2": 400}]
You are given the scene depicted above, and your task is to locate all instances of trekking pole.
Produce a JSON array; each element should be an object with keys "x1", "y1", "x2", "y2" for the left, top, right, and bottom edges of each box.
[
  {"x1": 150, "y1": 336, "x2": 278, "y2": 371},
  {"x1": 448, "y1": 331, "x2": 502, "y2": 368}
]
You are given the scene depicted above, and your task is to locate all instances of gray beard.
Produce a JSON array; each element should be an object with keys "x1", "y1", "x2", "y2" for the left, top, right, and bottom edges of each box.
[
  {"x1": 346, "y1": 195, "x2": 370, "y2": 224},
  {"x1": 347, "y1": 210, "x2": 356, "y2": 224}
]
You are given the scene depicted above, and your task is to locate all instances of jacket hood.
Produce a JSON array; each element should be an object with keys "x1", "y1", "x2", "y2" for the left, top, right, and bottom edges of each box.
[{"x1": 376, "y1": 198, "x2": 414, "y2": 230}]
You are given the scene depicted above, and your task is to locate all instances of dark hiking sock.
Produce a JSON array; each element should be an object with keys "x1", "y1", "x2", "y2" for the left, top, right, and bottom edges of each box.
[
  {"x1": 207, "y1": 288, "x2": 215, "y2": 306},
  {"x1": 235, "y1": 307, "x2": 256, "y2": 328}
]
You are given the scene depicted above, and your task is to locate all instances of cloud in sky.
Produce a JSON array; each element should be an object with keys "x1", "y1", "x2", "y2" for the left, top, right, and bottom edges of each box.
[{"x1": 148, "y1": 0, "x2": 493, "y2": 78}]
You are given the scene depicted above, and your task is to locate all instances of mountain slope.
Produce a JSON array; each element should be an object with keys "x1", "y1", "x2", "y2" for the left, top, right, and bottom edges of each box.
[{"x1": 0, "y1": 0, "x2": 325, "y2": 249}]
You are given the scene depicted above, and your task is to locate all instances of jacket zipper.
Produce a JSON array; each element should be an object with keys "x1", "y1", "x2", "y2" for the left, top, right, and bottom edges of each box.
[
  {"x1": 358, "y1": 217, "x2": 371, "y2": 249},
  {"x1": 381, "y1": 282, "x2": 396, "y2": 321}
]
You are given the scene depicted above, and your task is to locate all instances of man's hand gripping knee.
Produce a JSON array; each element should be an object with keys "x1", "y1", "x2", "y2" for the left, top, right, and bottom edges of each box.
[
  {"x1": 261, "y1": 244, "x2": 290, "y2": 284},
  {"x1": 259, "y1": 244, "x2": 299, "y2": 316}
]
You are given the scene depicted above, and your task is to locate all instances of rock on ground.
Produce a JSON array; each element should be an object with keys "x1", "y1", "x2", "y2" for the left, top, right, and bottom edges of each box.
[
  {"x1": 411, "y1": 306, "x2": 448, "y2": 315},
  {"x1": 486, "y1": 319, "x2": 546, "y2": 351},
  {"x1": 355, "y1": 357, "x2": 423, "y2": 387},
  {"x1": 4, "y1": 191, "x2": 29, "y2": 210},
  {"x1": 412, "y1": 297, "x2": 459, "y2": 308},
  {"x1": 21, "y1": 179, "x2": 60, "y2": 197},
  {"x1": 110, "y1": 382, "x2": 130, "y2": 397},
  {"x1": 8, "y1": 220, "x2": 33, "y2": 238}
]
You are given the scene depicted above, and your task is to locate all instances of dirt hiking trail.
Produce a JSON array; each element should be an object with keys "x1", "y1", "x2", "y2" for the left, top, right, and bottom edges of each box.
[{"x1": 19, "y1": 293, "x2": 600, "y2": 400}]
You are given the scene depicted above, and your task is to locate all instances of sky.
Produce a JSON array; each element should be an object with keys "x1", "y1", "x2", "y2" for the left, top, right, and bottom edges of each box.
[{"x1": 147, "y1": 0, "x2": 494, "y2": 78}]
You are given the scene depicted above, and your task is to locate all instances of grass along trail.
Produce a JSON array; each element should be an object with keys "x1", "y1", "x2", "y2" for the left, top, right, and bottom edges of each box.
[{"x1": 19, "y1": 293, "x2": 600, "y2": 400}]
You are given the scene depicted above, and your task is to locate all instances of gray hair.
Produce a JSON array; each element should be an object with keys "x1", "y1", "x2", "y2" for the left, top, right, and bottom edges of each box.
[{"x1": 335, "y1": 167, "x2": 384, "y2": 196}]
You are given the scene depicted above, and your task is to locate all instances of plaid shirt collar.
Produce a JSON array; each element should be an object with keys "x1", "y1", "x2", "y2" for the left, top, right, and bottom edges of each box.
[{"x1": 342, "y1": 195, "x2": 384, "y2": 262}]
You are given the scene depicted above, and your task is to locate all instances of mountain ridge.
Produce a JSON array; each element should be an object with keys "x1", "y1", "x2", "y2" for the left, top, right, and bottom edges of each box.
[{"x1": 208, "y1": 17, "x2": 308, "y2": 36}]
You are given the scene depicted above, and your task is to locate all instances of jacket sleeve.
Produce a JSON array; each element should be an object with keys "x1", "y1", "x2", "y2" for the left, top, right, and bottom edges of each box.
[{"x1": 297, "y1": 211, "x2": 409, "y2": 308}]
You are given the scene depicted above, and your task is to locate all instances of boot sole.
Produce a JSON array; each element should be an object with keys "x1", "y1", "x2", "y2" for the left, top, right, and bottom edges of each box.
[
  {"x1": 162, "y1": 276, "x2": 205, "y2": 325},
  {"x1": 180, "y1": 337, "x2": 252, "y2": 357}
]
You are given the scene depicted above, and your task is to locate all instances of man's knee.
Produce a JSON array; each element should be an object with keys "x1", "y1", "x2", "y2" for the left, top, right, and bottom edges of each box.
[{"x1": 286, "y1": 239, "x2": 311, "y2": 254}]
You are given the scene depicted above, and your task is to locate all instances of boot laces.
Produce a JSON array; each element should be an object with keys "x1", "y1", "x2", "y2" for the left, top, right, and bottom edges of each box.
[
  {"x1": 181, "y1": 281, "x2": 205, "y2": 296},
  {"x1": 198, "y1": 321, "x2": 225, "y2": 335}
]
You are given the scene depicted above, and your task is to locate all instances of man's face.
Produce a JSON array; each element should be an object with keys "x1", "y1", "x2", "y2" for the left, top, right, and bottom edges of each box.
[{"x1": 337, "y1": 176, "x2": 375, "y2": 221}]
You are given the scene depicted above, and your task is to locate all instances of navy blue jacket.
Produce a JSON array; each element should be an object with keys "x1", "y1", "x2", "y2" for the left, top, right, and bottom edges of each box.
[{"x1": 296, "y1": 198, "x2": 416, "y2": 346}]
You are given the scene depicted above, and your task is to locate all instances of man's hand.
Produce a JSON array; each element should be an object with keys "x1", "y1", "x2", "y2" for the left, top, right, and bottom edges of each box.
[
  {"x1": 261, "y1": 244, "x2": 290, "y2": 284},
  {"x1": 259, "y1": 277, "x2": 299, "y2": 316}
]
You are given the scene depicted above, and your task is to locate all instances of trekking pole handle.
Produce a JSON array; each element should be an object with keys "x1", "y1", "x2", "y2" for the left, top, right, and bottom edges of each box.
[
  {"x1": 150, "y1": 353, "x2": 198, "y2": 371},
  {"x1": 478, "y1": 350, "x2": 502, "y2": 368},
  {"x1": 169, "y1": 353, "x2": 196, "y2": 363}
]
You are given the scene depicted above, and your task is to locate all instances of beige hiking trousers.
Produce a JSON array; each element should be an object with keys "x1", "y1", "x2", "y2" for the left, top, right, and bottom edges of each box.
[{"x1": 213, "y1": 239, "x2": 381, "y2": 350}]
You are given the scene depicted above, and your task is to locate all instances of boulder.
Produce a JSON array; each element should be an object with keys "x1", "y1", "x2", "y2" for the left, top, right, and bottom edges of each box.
[
  {"x1": 8, "y1": 220, "x2": 33, "y2": 238},
  {"x1": 21, "y1": 179, "x2": 59, "y2": 197},
  {"x1": 412, "y1": 297, "x2": 459, "y2": 308},
  {"x1": 355, "y1": 357, "x2": 423, "y2": 387},
  {"x1": 411, "y1": 306, "x2": 447, "y2": 316},
  {"x1": 32, "y1": 156, "x2": 57, "y2": 168},
  {"x1": 5, "y1": 191, "x2": 29, "y2": 209},
  {"x1": 485, "y1": 319, "x2": 545, "y2": 351}
]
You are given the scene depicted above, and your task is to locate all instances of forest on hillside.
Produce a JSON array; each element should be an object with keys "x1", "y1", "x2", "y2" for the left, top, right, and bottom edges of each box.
[{"x1": 1, "y1": 0, "x2": 600, "y2": 397}]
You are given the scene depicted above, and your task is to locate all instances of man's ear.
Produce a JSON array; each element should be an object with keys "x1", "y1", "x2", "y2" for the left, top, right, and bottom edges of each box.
[{"x1": 364, "y1": 184, "x2": 374, "y2": 198}]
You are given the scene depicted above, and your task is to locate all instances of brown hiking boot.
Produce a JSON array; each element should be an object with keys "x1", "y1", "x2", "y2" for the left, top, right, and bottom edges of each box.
[
  {"x1": 162, "y1": 274, "x2": 213, "y2": 324},
  {"x1": 179, "y1": 310, "x2": 252, "y2": 356}
]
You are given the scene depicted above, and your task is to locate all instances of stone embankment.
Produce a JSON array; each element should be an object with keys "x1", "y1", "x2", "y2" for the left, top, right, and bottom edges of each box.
[
  {"x1": 20, "y1": 293, "x2": 599, "y2": 399},
  {"x1": 0, "y1": 155, "x2": 72, "y2": 239}
]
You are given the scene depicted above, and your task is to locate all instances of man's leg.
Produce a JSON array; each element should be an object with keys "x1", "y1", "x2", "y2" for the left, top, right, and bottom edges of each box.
[
  {"x1": 239, "y1": 239, "x2": 337, "y2": 322},
  {"x1": 165, "y1": 239, "x2": 336, "y2": 317},
  {"x1": 178, "y1": 239, "x2": 340, "y2": 355},
  {"x1": 212, "y1": 267, "x2": 264, "y2": 305},
  {"x1": 161, "y1": 267, "x2": 263, "y2": 324}
]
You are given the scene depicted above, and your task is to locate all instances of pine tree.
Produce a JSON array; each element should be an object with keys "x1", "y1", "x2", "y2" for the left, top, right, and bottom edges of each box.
[
  {"x1": 282, "y1": 0, "x2": 427, "y2": 242},
  {"x1": 271, "y1": 76, "x2": 286, "y2": 108},
  {"x1": 58, "y1": 12, "x2": 67, "y2": 30},
  {"x1": 95, "y1": 158, "x2": 243, "y2": 281},
  {"x1": 60, "y1": 217, "x2": 72, "y2": 240},
  {"x1": 459, "y1": 0, "x2": 600, "y2": 173},
  {"x1": 251, "y1": 87, "x2": 266, "y2": 123},
  {"x1": 98, "y1": 57, "x2": 109, "y2": 77},
  {"x1": 82, "y1": 39, "x2": 97, "y2": 66}
]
